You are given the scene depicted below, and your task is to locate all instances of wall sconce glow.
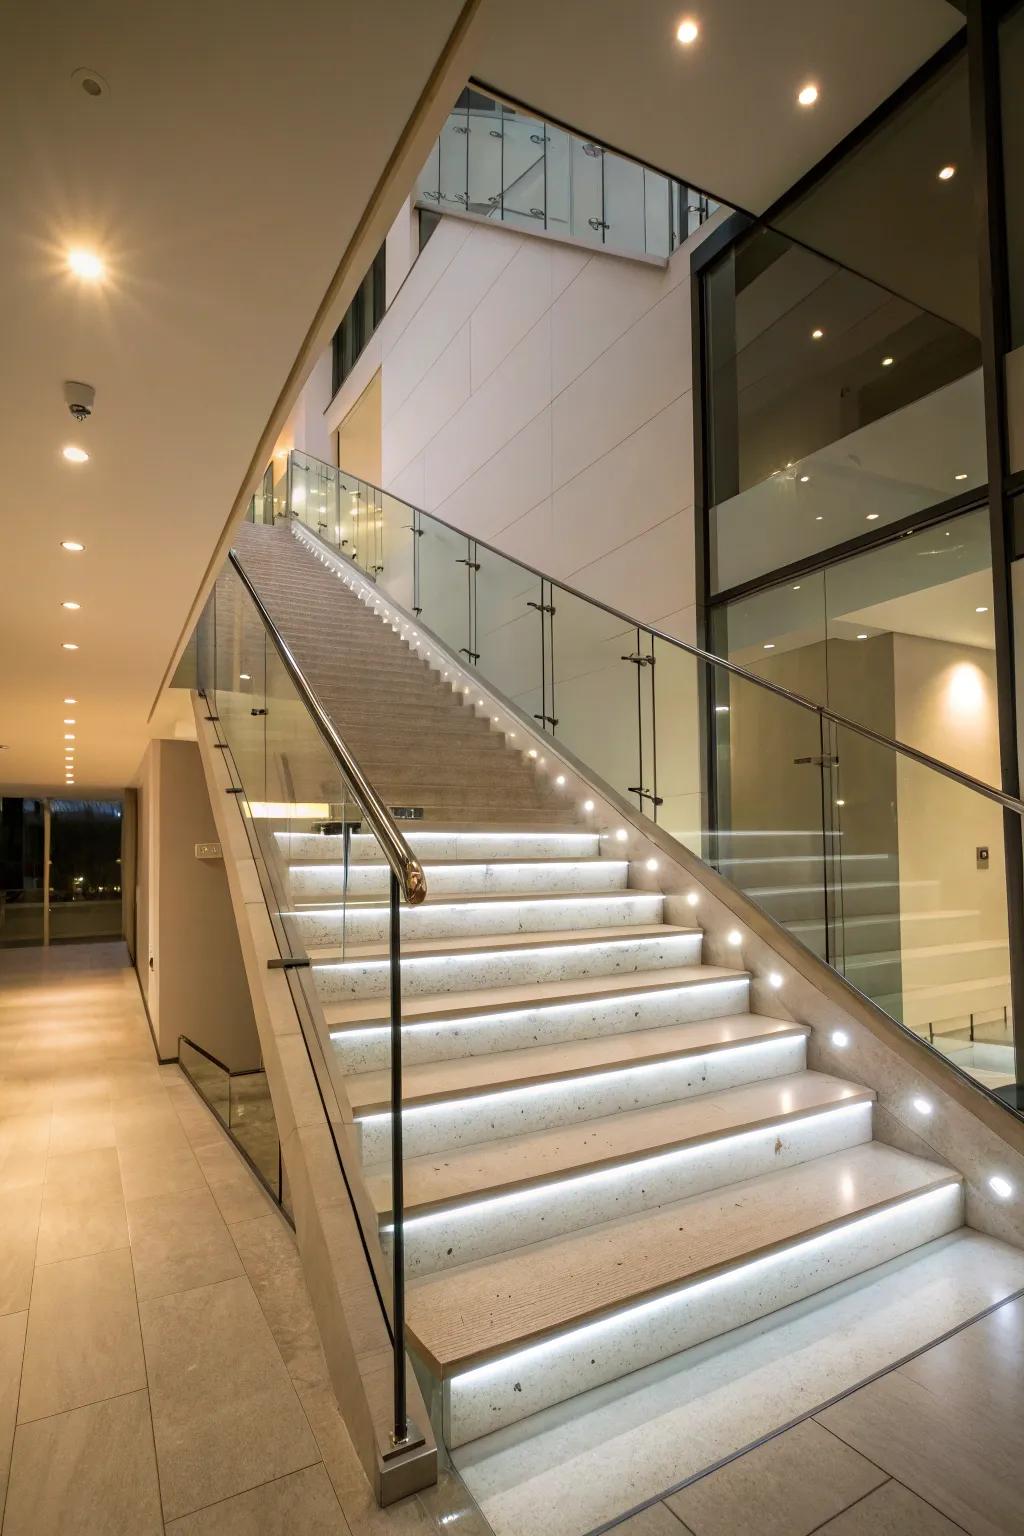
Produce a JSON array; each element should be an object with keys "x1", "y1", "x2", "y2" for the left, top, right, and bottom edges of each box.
[
  {"x1": 768, "y1": 972, "x2": 783, "y2": 989},
  {"x1": 615, "y1": 829, "x2": 628, "y2": 843},
  {"x1": 62, "y1": 445, "x2": 89, "y2": 464},
  {"x1": 686, "y1": 891, "x2": 699, "y2": 907},
  {"x1": 798, "y1": 84, "x2": 819, "y2": 107},
  {"x1": 938, "y1": 164, "x2": 956, "y2": 181},
  {"x1": 727, "y1": 929, "x2": 742, "y2": 946},
  {"x1": 61, "y1": 540, "x2": 85, "y2": 552},
  {"x1": 676, "y1": 17, "x2": 699, "y2": 45},
  {"x1": 555, "y1": 774, "x2": 566, "y2": 786},
  {"x1": 583, "y1": 799, "x2": 595, "y2": 812},
  {"x1": 61, "y1": 642, "x2": 79, "y2": 651},
  {"x1": 949, "y1": 662, "x2": 984, "y2": 712},
  {"x1": 989, "y1": 1175, "x2": 1013, "y2": 1199},
  {"x1": 832, "y1": 1029, "x2": 850, "y2": 1048},
  {"x1": 645, "y1": 858, "x2": 659, "y2": 872},
  {"x1": 911, "y1": 1096, "x2": 933, "y2": 1117},
  {"x1": 67, "y1": 248, "x2": 105, "y2": 281},
  {"x1": 810, "y1": 327, "x2": 824, "y2": 339}
]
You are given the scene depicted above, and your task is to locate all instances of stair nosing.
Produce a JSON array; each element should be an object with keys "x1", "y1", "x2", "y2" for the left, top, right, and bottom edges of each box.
[{"x1": 310, "y1": 922, "x2": 698, "y2": 967}]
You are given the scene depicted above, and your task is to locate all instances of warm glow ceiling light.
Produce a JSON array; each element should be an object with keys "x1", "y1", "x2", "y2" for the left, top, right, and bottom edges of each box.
[
  {"x1": 61, "y1": 540, "x2": 85, "y2": 552},
  {"x1": 61, "y1": 642, "x2": 79, "y2": 650},
  {"x1": 763, "y1": 642, "x2": 775, "y2": 650},
  {"x1": 61, "y1": 600, "x2": 81, "y2": 610},
  {"x1": 977, "y1": 605, "x2": 989, "y2": 614},
  {"x1": 63, "y1": 718, "x2": 75, "y2": 724},
  {"x1": 64, "y1": 734, "x2": 75, "y2": 741},
  {"x1": 811, "y1": 327, "x2": 824, "y2": 339},
  {"x1": 857, "y1": 633, "x2": 868, "y2": 641},
  {"x1": 799, "y1": 474, "x2": 810, "y2": 483},
  {"x1": 954, "y1": 472, "x2": 968, "y2": 481},
  {"x1": 62, "y1": 445, "x2": 89, "y2": 464},
  {"x1": 938, "y1": 164, "x2": 956, "y2": 181},
  {"x1": 798, "y1": 83, "x2": 819, "y2": 107},
  {"x1": 866, "y1": 512, "x2": 880, "y2": 521},
  {"x1": 67, "y1": 248, "x2": 105, "y2": 281},
  {"x1": 882, "y1": 356, "x2": 894, "y2": 367},
  {"x1": 676, "y1": 17, "x2": 699, "y2": 44},
  {"x1": 64, "y1": 698, "x2": 77, "y2": 704}
]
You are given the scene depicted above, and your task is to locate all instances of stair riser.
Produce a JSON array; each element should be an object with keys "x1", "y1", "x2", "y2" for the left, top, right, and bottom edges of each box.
[
  {"x1": 366, "y1": 782, "x2": 559, "y2": 809},
  {"x1": 390, "y1": 1099, "x2": 873, "y2": 1276},
  {"x1": 441, "y1": 1180, "x2": 963, "y2": 1446},
  {"x1": 349, "y1": 764, "x2": 551, "y2": 793},
  {"x1": 289, "y1": 860, "x2": 628, "y2": 903},
  {"x1": 278, "y1": 832, "x2": 601, "y2": 863},
  {"x1": 294, "y1": 894, "x2": 664, "y2": 948},
  {"x1": 313, "y1": 931, "x2": 704, "y2": 1002},
  {"x1": 355, "y1": 1032, "x2": 807, "y2": 1161},
  {"x1": 332, "y1": 976, "x2": 752, "y2": 1073}
]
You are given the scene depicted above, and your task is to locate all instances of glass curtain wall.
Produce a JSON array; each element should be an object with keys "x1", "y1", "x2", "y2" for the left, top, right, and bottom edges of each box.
[{"x1": 0, "y1": 797, "x2": 123, "y2": 946}]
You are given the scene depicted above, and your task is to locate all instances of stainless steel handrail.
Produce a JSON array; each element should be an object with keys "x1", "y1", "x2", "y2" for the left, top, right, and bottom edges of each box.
[
  {"x1": 319, "y1": 457, "x2": 1024, "y2": 822},
  {"x1": 228, "y1": 548, "x2": 427, "y2": 905}
]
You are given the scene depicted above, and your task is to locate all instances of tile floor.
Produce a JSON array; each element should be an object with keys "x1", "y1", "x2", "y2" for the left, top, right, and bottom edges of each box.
[
  {"x1": 609, "y1": 1293, "x2": 1024, "y2": 1536},
  {"x1": 0, "y1": 941, "x2": 487, "y2": 1535}
]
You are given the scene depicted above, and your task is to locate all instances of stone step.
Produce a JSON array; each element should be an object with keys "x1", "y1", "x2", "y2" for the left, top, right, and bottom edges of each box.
[{"x1": 287, "y1": 856, "x2": 628, "y2": 904}]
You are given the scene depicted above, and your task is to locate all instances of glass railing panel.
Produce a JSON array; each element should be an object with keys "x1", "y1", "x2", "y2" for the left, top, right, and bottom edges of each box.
[
  {"x1": 417, "y1": 134, "x2": 441, "y2": 208},
  {"x1": 379, "y1": 491, "x2": 417, "y2": 610},
  {"x1": 438, "y1": 106, "x2": 469, "y2": 211},
  {"x1": 831, "y1": 720, "x2": 1014, "y2": 1091},
  {"x1": 500, "y1": 109, "x2": 546, "y2": 231},
  {"x1": 603, "y1": 152, "x2": 646, "y2": 255},
  {"x1": 211, "y1": 572, "x2": 268, "y2": 805},
  {"x1": 644, "y1": 168, "x2": 671, "y2": 259},
  {"x1": 229, "y1": 1070, "x2": 281, "y2": 1191},
  {"x1": 417, "y1": 512, "x2": 472, "y2": 660},
  {"x1": 571, "y1": 137, "x2": 606, "y2": 246},
  {"x1": 546, "y1": 122, "x2": 572, "y2": 238},
  {"x1": 179, "y1": 1038, "x2": 231, "y2": 1124},
  {"x1": 551, "y1": 590, "x2": 639, "y2": 804},
  {"x1": 707, "y1": 666, "x2": 834, "y2": 964},
  {"x1": 651, "y1": 635, "x2": 704, "y2": 854},
  {"x1": 466, "y1": 106, "x2": 503, "y2": 218},
  {"x1": 474, "y1": 543, "x2": 544, "y2": 721}
]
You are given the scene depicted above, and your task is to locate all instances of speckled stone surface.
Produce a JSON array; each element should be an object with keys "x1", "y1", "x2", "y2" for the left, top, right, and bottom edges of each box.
[{"x1": 289, "y1": 857, "x2": 628, "y2": 903}]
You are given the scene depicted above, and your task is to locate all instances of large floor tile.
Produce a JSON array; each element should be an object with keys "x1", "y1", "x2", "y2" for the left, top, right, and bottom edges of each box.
[
  {"x1": 48, "y1": 1107, "x2": 115, "y2": 1156},
  {"x1": 36, "y1": 1190, "x2": 128, "y2": 1265},
  {"x1": 815, "y1": 1480, "x2": 965, "y2": 1535},
  {"x1": 0, "y1": 1310, "x2": 27, "y2": 1523},
  {"x1": 44, "y1": 1146, "x2": 124, "y2": 1204},
  {"x1": 118, "y1": 1138, "x2": 206, "y2": 1201},
  {"x1": 164, "y1": 1463, "x2": 345, "y2": 1533},
  {"x1": 611, "y1": 1507, "x2": 691, "y2": 1536},
  {"x1": 208, "y1": 1170, "x2": 278, "y2": 1223},
  {"x1": 17, "y1": 1247, "x2": 145, "y2": 1421},
  {"x1": 666, "y1": 1420, "x2": 885, "y2": 1536},
  {"x1": 127, "y1": 1187, "x2": 243, "y2": 1301},
  {"x1": 3, "y1": 1389, "x2": 162, "y2": 1536},
  {"x1": 0, "y1": 1187, "x2": 42, "y2": 1316},
  {"x1": 140, "y1": 1274, "x2": 319, "y2": 1520},
  {"x1": 231, "y1": 1214, "x2": 326, "y2": 1391}
]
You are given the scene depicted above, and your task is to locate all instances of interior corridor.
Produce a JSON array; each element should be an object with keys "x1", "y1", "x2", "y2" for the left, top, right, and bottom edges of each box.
[{"x1": 0, "y1": 942, "x2": 482, "y2": 1535}]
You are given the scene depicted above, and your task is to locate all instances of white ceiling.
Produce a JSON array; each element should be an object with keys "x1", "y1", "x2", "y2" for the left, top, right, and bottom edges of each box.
[
  {"x1": 0, "y1": 0, "x2": 965, "y2": 795},
  {"x1": 0, "y1": 0, "x2": 466, "y2": 794},
  {"x1": 473, "y1": 0, "x2": 963, "y2": 214}
]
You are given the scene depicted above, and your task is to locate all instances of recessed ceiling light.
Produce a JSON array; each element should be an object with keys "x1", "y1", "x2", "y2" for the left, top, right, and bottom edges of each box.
[
  {"x1": 857, "y1": 633, "x2": 868, "y2": 640},
  {"x1": 882, "y1": 356, "x2": 894, "y2": 367},
  {"x1": 615, "y1": 829, "x2": 628, "y2": 843},
  {"x1": 793, "y1": 584, "x2": 801, "y2": 591},
  {"x1": 727, "y1": 929, "x2": 742, "y2": 945},
  {"x1": 676, "y1": 17, "x2": 699, "y2": 45},
  {"x1": 715, "y1": 704, "x2": 730, "y2": 713},
  {"x1": 976, "y1": 605, "x2": 989, "y2": 614},
  {"x1": 62, "y1": 445, "x2": 89, "y2": 464},
  {"x1": 63, "y1": 718, "x2": 75, "y2": 724},
  {"x1": 61, "y1": 600, "x2": 81, "y2": 610},
  {"x1": 583, "y1": 799, "x2": 595, "y2": 812},
  {"x1": 61, "y1": 642, "x2": 79, "y2": 650},
  {"x1": 954, "y1": 472, "x2": 968, "y2": 481},
  {"x1": 815, "y1": 514, "x2": 823, "y2": 521},
  {"x1": 866, "y1": 512, "x2": 879, "y2": 521},
  {"x1": 798, "y1": 83, "x2": 819, "y2": 107},
  {"x1": 61, "y1": 540, "x2": 85, "y2": 552},
  {"x1": 64, "y1": 734, "x2": 75, "y2": 741},
  {"x1": 67, "y1": 248, "x2": 105, "y2": 281},
  {"x1": 832, "y1": 1029, "x2": 850, "y2": 1048},
  {"x1": 763, "y1": 642, "x2": 775, "y2": 649},
  {"x1": 799, "y1": 474, "x2": 810, "y2": 483},
  {"x1": 938, "y1": 164, "x2": 956, "y2": 181},
  {"x1": 646, "y1": 857, "x2": 659, "y2": 871},
  {"x1": 811, "y1": 327, "x2": 824, "y2": 340},
  {"x1": 63, "y1": 697, "x2": 77, "y2": 704}
]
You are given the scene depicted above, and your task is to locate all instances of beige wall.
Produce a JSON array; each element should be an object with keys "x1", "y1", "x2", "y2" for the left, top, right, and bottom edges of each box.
[
  {"x1": 134, "y1": 739, "x2": 259, "y2": 1067},
  {"x1": 338, "y1": 370, "x2": 382, "y2": 485}
]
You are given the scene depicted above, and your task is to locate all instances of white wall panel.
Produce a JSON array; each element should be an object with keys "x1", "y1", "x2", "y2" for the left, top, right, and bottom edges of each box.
[{"x1": 383, "y1": 322, "x2": 471, "y2": 482}]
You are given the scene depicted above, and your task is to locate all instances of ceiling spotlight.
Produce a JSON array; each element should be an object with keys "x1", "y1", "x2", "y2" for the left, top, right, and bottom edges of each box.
[
  {"x1": 61, "y1": 600, "x2": 81, "y2": 610},
  {"x1": 67, "y1": 248, "x2": 105, "y2": 281},
  {"x1": 686, "y1": 891, "x2": 699, "y2": 906},
  {"x1": 61, "y1": 540, "x2": 85, "y2": 552},
  {"x1": 645, "y1": 857, "x2": 659, "y2": 872},
  {"x1": 583, "y1": 799, "x2": 595, "y2": 812},
  {"x1": 61, "y1": 642, "x2": 79, "y2": 650},
  {"x1": 976, "y1": 606, "x2": 989, "y2": 614},
  {"x1": 63, "y1": 718, "x2": 75, "y2": 725},
  {"x1": 528, "y1": 749, "x2": 538, "y2": 759},
  {"x1": 832, "y1": 1029, "x2": 850, "y2": 1048},
  {"x1": 63, "y1": 697, "x2": 77, "y2": 704},
  {"x1": 62, "y1": 445, "x2": 89, "y2": 464},
  {"x1": 856, "y1": 633, "x2": 868, "y2": 641},
  {"x1": 799, "y1": 474, "x2": 809, "y2": 483},
  {"x1": 64, "y1": 734, "x2": 75, "y2": 741},
  {"x1": 615, "y1": 829, "x2": 628, "y2": 843},
  {"x1": 836, "y1": 798, "x2": 846, "y2": 807},
  {"x1": 811, "y1": 327, "x2": 824, "y2": 339},
  {"x1": 768, "y1": 972, "x2": 783, "y2": 989},
  {"x1": 763, "y1": 642, "x2": 775, "y2": 650},
  {"x1": 676, "y1": 17, "x2": 699, "y2": 45},
  {"x1": 798, "y1": 84, "x2": 819, "y2": 107},
  {"x1": 727, "y1": 929, "x2": 742, "y2": 946},
  {"x1": 555, "y1": 774, "x2": 567, "y2": 786},
  {"x1": 715, "y1": 704, "x2": 730, "y2": 713},
  {"x1": 938, "y1": 164, "x2": 956, "y2": 181},
  {"x1": 954, "y1": 472, "x2": 968, "y2": 481},
  {"x1": 793, "y1": 584, "x2": 801, "y2": 591},
  {"x1": 866, "y1": 512, "x2": 880, "y2": 520},
  {"x1": 881, "y1": 356, "x2": 894, "y2": 367},
  {"x1": 239, "y1": 673, "x2": 251, "y2": 681}
]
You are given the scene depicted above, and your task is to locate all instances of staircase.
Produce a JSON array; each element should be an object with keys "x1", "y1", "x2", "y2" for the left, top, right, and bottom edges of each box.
[{"x1": 236, "y1": 523, "x2": 967, "y2": 1452}]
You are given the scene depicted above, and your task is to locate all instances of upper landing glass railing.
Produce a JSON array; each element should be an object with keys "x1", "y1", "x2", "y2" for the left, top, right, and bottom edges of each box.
[
  {"x1": 416, "y1": 84, "x2": 720, "y2": 261},
  {"x1": 269, "y1": 449, "x2": 1023, "y2": 1111}
]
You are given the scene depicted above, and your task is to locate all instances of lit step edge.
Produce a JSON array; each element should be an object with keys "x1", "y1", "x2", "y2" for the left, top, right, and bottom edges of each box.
[
  {"x1": 438, "y1": 1172, "x2": 962, "y2": 1446},
  {"x1": 349, "y1": 1015, "x2": 807, "y2": 1118},
  {"x1": 291, "y1": 885, "x2": 641, "y2": 913},
  {"x1": 309, "y1": 922, "x2": 696, "y2": 967},
  {"x1": 371, "y1": 1075, "x2": 875, "y2": 1222}
]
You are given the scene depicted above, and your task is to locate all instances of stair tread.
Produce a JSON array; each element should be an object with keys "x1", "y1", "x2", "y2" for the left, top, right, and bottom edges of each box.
[
  {"x1": 348, "y1": 1011, "x2": 804, "y2": 1115},
  {"x1": 326, "y1": 961, "x2": 747, "y2": 1029},
  {"x1": 310, "y1": 922, "x2": 695, "y2": 965},
  {"x1": 296, "y1": 887, "x2": 643, "y2": 912},
  {"x1": 406, "y1": 1143, "x2": 960, "y2": 1374},
  {"x1": 366, "y1": 1069, "x2": 872, "y2": 1217}
]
